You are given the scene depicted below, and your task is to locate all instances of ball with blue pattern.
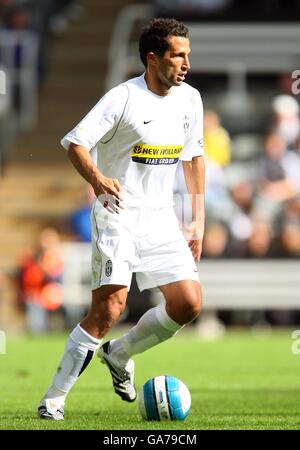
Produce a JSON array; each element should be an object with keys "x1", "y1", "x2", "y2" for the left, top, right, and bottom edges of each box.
[{"x1": 139, "y1": 375, "x2": 191, "y2": 421}]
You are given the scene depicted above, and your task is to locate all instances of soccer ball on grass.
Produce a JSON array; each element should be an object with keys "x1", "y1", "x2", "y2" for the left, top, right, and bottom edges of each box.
[{"x1": 138, "y1": 375, "x2": 191, "y2": 421}]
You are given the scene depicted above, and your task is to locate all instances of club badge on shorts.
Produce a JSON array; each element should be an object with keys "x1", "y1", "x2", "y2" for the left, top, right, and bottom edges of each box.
[{"x1": 105, "y1": 260, "x2": 113, "y2": 277}]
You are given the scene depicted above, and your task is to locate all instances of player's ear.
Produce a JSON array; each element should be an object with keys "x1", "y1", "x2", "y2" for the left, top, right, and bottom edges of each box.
[{"x1": 147, "y1": 52, "x2": 158, "y2": 67}]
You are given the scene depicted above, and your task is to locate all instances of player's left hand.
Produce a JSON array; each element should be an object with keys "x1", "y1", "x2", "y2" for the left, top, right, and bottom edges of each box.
[
  {"x1": 184, "y1": 221, "x2": 204, "y2": 262},
  {"x1": 188, "y1": 239, "x2": 202, "y2": 262}
]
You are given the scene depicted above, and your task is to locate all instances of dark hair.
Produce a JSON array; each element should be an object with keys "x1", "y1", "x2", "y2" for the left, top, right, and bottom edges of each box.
[{"x1": 139, "y1": 18, "x2": 189, "y2": 67}]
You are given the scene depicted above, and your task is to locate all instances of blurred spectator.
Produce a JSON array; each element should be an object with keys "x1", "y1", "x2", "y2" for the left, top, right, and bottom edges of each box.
[
  {"x1": 68, "y1": 185, "x2": 95, "y2": 242},
  {"x1": 270, "y1": 95, "x2": 300, "y2": 149},
  {"x1": 200, "y1": 110, "x2": 232, "y2": 226},
  {"x1": 277, "y1": 72, "x2": 300, "y2": 109},
  {"x1": 202, "y1": 222, "x2": 228, "y2": 258},
  {"x1": 229, "y1": 179, "x2": 254, "y2": 214},
  {"x1": 226, "y1": 179, "x2": 254, "y2": 257},
  {"x1": 204, "y1": 158, "x2": 232, "y2": 223},
  {"x1": 279, "y1": 221, "x2": 300, "y2": 257},
  {"x1": 246, "y1": 219, "x2": 275, "y2": 258},
  {"x1": 16, "y1": 228, "x2": 63, "y2": 334},
  {"x1": 204, "y1": 109, "x2": 231, "y2": 167},
  {"x1": 256, "y1": 133, "x2": 300, "y2": 213}
]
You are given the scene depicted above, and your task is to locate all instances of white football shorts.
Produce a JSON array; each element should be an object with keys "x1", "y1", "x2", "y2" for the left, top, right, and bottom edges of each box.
[{"x1": 91, "y1": 199, "x2": 199, "y2": 292}]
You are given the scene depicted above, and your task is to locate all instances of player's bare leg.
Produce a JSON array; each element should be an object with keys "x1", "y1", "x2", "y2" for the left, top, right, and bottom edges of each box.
[
  {"x1": 81, "y1": 285, "x2": 128, "y2": 338},
  {"x1": 159, "y1": 280, "x2": 202, "y2": 325},
  {"x1": 38, "y1": 285, "x2": 127, "y2": 419},
  {"x1": 101, "y1": 279, "x2": 202, "y2": 401},
  {"x1": 83, "y1": 285, "x2": 138, "y2": 402}
]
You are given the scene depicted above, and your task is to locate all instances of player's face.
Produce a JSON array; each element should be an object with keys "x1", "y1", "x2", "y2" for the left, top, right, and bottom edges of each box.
[{"x1": 155, "y1": 36, "x2": 191, "y2": 88}]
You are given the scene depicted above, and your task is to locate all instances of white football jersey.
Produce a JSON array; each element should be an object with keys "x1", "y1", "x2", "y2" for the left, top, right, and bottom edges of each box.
[{"x1": 61, "y1": 74, "x2": 204, "y2": 208}]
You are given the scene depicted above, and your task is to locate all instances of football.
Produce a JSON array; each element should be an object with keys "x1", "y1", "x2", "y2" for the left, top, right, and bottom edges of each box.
[{"x1": 138, "y1": 375, "x2": 191, "y2": 421}]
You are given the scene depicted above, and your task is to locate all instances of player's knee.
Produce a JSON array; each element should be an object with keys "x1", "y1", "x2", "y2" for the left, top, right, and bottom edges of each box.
[
  {"x1": 183, "y1": 292, "x2": 202, "y2": 323},
  {"x1": 179, "y1": 284, "x2": 202, "y2": 323},
  {"x1": 167, "y1": 288, "x2": 202, "y2": 325}
]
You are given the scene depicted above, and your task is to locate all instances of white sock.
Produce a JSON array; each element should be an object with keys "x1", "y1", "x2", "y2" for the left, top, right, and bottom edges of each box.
[
  {"x1": 109, "y1": 302, "x2": 183, "y2": 365},
  {"x1": 41, "y1": 324, "x2": 102, "y2": 407}
]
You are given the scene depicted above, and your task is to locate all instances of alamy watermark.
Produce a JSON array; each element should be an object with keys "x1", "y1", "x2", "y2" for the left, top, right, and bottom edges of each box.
[
  {"x1": 0, "y1": 69, "x2": 6, "y2": 95},
  {"x1": 291, "y1": 330, "x2": 300, "y2": 355},
  {"x1": 291, "y1": 70, "x2": 300, "y2": 95},
  {"x1": 0, "y1": 330, "x2": 6, "y2": 354}
]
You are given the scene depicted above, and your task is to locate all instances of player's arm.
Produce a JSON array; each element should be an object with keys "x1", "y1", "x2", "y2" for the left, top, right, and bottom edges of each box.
[
  {"x1": 182, "y1": 155, "x2": 205, "y2": 262},
  {"x1": 62, "y1": 85, "x2": 128, "y2": 211},
  {"x1": 67, "y1": 142, "x2": 123, "y2": 211}
]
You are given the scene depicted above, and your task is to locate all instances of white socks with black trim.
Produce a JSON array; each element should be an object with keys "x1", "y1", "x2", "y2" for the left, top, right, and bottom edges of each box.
[
  {"x1": 109, "y1": 302, "x2": 183, "y2": 365},
  {"x1": 41, "y1": 304, "x2": 182, "y2": 409},
  {"x1": 41, "y1": 324, "x2": 102, "y2": 408}
]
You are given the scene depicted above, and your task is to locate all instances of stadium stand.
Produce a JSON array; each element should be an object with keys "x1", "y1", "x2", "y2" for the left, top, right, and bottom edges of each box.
[
  {"x1": 0, "y1": 0, "x2": 300, "y2": 332},
  {"x1": 0, "y1": 0, "x2": 139, "y2": 332}
]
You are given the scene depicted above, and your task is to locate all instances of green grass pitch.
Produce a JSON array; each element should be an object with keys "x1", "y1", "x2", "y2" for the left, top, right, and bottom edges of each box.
[{"x1": 0, "y1": 328, "x2": 300, "y2": 430}]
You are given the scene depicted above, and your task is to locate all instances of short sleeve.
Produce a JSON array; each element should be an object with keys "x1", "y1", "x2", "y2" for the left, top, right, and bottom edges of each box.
[
  {"x1": 60, "y1": 84, "x2": 128, "y2": 151},
  {"x1": 180, "y1": 88, "x2": 204, "y2": 161}
]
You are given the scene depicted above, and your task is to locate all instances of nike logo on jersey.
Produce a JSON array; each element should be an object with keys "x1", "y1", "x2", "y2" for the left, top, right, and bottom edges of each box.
[{"x1": 143, "y1": 120, "x2": 153, "y2": 124}]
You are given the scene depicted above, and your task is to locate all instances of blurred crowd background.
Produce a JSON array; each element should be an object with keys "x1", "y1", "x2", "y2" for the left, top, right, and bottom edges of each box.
[
  {"x1": 0, "y1": 0, "x2": 83, "y2": 165},
  {"x1": 0, "y1": 0, "x2": 300, "y2": 335}
]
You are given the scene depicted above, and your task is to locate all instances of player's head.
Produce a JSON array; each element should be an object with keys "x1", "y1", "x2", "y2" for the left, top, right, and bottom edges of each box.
[{"x1": 139, "y1": 18, "x2": 190, "y2": 88}]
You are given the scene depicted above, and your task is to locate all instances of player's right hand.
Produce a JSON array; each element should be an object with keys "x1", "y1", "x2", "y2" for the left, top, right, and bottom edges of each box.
[{"x1": 93, "y1": 176, "x2": 124, "y2": 213}]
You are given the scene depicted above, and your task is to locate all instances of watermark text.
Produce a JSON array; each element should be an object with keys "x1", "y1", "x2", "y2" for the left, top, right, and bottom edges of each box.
[
  {"x1": 291, "y1": 330, "x2": 300, "y2": 355},
  {"x1": 291, "y1": 70, "x2": 300, "y2": 95}
]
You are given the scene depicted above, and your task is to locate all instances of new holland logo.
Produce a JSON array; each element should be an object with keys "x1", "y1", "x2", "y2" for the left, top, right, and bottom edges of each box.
[
  {"x1": 131, "y1": 144, "x2": 182, "y2": 165},
  {"x1": 105, "y1": 260, "x2": 113, "y2": 277}
]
